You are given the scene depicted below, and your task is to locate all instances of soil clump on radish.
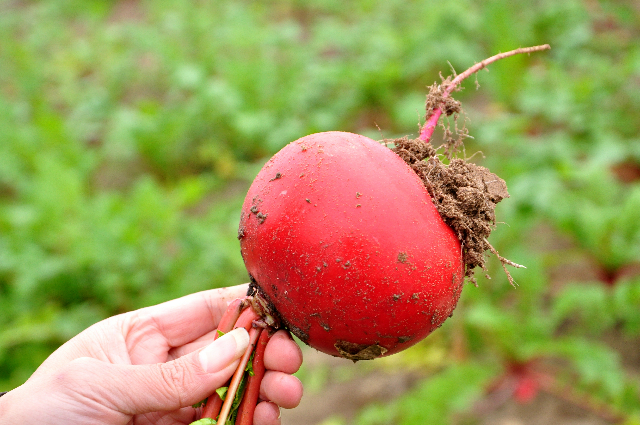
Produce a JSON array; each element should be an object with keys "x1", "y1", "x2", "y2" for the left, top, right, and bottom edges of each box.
[
  {"x1": 247, "y1": 278, "x2": 300, "y2": 333},
  {"x1": 391, "y1": 80, "x2": 517, "y2": 286}
]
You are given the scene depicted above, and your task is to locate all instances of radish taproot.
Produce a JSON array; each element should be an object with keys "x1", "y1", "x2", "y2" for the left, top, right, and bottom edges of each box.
[{"x1": 193, "y1": 45, "x2": 548, "y2": 424}]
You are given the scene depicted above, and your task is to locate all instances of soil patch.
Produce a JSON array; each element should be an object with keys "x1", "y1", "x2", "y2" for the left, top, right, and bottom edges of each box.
[
  {"x1": 390, "y1": 83, "x2": 520, "y2": 285},
  {"x1": 391, "y1": 137, "x2": 515, "y2": 285}
]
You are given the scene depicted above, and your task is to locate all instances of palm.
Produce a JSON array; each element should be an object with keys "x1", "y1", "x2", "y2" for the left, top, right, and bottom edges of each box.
[{"x1": 84, "y1": 316, "x2": 211, "y2": 424}]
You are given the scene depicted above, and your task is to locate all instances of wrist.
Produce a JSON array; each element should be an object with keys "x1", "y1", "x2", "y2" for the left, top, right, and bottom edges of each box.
[
  {"x1": 0, "y1": 389, "x2": 17, "y2": 422},
  {"x1": 0, "y1": 386, "x2": 40, "y2": 423}
]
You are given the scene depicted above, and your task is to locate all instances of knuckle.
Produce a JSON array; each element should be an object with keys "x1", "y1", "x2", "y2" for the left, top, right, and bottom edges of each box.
[
  {"x1": 57, "y1": 357, "x2": 93, "y2": 381},
  {"x1": 158, "y1": 361, "x2": 191, "y2": 406},
  {"x1": 53, "y1": 357, "x2": 101, "y2": 394}
]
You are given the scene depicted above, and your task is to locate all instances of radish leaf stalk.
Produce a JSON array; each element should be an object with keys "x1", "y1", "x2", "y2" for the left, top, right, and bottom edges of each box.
[
  {"x1": 419, "y1": 45, "x2": 551, "y2": 144},
  {"x1": 216, "y1": 327, "x2": 263, "y2": 425}
]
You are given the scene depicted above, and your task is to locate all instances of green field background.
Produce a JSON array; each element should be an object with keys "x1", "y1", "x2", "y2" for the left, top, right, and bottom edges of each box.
[{"x1": 1, "y1": 0, "x2": 639, "y2": 423}]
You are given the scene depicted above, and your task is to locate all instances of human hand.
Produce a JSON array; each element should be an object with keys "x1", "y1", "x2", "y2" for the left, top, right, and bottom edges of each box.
[{"x1": 0, "y1": 284, "x2": 303, "y2": 425}]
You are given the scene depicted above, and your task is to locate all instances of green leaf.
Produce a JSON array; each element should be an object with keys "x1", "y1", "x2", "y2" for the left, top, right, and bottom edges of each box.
[
  {"x1": 189, "y1": 419, "x2": 216, "y2": 425},
  {"x1": 551, "y1": 282, "x2": 614, "y2": 333},
  {"x1": 215, "y1": 387, "x2": 228, "y2": 401},
  {"x1": 245, "y1": 350, "x2": 255, "y2": 377},
  {"x1": 355, "y1": 362, "x2": 498, "y2": 425}
]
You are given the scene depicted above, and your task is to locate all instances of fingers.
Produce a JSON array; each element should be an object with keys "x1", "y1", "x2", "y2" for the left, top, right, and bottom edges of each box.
[
  {"x1": 125, "y1": 284, "x2": 249, "y2": 349},
  {"x1": 264, "y1": 330, "x2": 303, "y2": 374},
  {"x1": 170, "y1": 317, "x2": 304, "y2": 364},
  {"x1": 260, "y1": 330, "x2": 304, "y2": 409},
  {"x1": 132, "y1": 407, "x2": 195, "y2": 425},
  {"x1": 168, "y1": 330, "x2": 218, "y2": 360},
  {"x1": 260, "y1": 371, "x2": 303, "y2": 409},
  {"x1": 171, "y1": 329, "x2": 305, "y2": 410},
  {"x1": 86, "y1": 329, "x2": 249, "y2": 415},
  {"x1": 254, "y1": 401, "x2": 281, "y2": 425}
]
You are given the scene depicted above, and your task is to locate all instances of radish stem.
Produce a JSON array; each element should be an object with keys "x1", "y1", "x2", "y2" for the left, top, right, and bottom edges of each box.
[
  {"x1": 217, "y1": 327, "x2": 263, "y2": 425},
  {"x1": 419, "y1": 44, "x2": 551, "y2": 144},
  {"x1": 200, "y1": 300, "x2": 266, "y2": 423},
  {"x1": 201, "y1": 395, "x2": 223, "y2": 421},
  {"x1": 216, "y1": 298, "x2": 249, "y2": 338},
  {"x1": 234, "y1": 307, "x2": 261, "y2": 332},
  {"x1": 201, "y1": 297, "x2": 249, "y2": 419},
  {"x1": 236, "y1": 329, "x2": 270, "y2": 425}
]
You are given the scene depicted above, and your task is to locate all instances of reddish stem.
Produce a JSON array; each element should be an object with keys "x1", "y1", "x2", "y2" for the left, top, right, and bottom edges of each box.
[
  {"x1": 200, "y1": 300, "x2": 263, "y2": 421},
  {"x1": 201, "y1": 297, "x2": 248, "y2": 419},
  {"x1": 236, "y1": 329, "x2": 270, "y2": 425},
  {"x1": 215, "y1": 297, "x2": 249, "y2": 339},
  {"x1": 233, "y1": 307, "x2": 261, "y2": 332},
  {"x1": 418, "y1": 44, "x2": 551, "y2": 144},
  {"x1": 201, "y1": 394, "x2": 223, "y2": 421},
  {"x1": 217, "y1": 327, "x2": 263, "y2": 425}
]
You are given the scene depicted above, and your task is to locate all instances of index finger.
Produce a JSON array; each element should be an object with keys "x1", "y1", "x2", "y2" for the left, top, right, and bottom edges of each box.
[{"x1": 127, "y1": 284, "x2": 249, "y2": 348}]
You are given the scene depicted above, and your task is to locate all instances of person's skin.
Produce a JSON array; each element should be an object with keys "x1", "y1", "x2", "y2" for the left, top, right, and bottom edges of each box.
[{"x1": 0, "y1": 284, "x2": 303, "y2": 425}]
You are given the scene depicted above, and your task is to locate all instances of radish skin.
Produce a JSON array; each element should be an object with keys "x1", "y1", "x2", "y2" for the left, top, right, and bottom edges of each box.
[{"x1": 240, "y1": 131, "x2": 464, "y2": 359}]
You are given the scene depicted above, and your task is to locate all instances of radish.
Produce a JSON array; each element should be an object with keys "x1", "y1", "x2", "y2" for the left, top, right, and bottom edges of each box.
[
  {"x1": 238, "y1": 45, "x2": 545, "y2": 359},
  {"x1": 239, "y1": 131, "x2": 464, "y2": 359},
  {"x1": 192, "y1": 45, "x2": 548, "y2": 424}
]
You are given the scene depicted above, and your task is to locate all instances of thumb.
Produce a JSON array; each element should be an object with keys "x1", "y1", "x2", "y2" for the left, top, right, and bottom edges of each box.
[{"x1": 100, "y1": 328, "x2": 250, "y2": 415}]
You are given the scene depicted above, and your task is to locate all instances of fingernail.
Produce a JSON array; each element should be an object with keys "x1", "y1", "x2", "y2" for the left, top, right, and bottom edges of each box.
[{"x1": 199, "y1": 328, "x2": 250, "y2": 373}]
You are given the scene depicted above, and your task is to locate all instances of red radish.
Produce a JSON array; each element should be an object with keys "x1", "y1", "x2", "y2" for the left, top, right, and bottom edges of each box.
[
  {"x1": 239, "y1": 131, "x2": 464, "y2": 358},
  {"x1": 237, "y1": 45, "x2": 547, "y2": 360},
  {"x1": 195, "y1": 44, "x2": 549, "y2": 425}
]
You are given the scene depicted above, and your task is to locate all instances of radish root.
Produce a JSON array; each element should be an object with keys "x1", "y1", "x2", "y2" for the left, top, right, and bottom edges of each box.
[
  {"x1": 419, "y1": 44, "x2": 551, "y2": 144},
  {"x1": 392, "y1": 45, "x2": 549, "y2": 286}
]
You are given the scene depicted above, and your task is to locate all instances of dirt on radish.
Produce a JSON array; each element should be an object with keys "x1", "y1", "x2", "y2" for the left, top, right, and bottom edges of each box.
[
  {"x1": 391, "y1": 65, "x2": 527, "y2": 287},
  {"x1": 391, "y1": 135, "x2": 512, "y2": 286}
]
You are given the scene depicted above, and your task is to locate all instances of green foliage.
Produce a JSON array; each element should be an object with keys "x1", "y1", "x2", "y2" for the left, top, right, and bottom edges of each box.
[
  {"x1": 189, "y1": 419, "x2": 216, "y2": 425},
  {"x1": 355, "y1": 363, "x2": 497, "y2": 425},
  {"x1": 552, "y1": 277, "x2": 640, "y2": 335},
  {"x1": 1, "y1": 0, "x2": 640, "y2": 422}
]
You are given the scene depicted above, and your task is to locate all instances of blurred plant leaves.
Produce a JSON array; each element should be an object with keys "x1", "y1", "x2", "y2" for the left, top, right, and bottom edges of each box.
[{"x1": 1, "y1": 0, "x2": 640, "y2": 421}]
